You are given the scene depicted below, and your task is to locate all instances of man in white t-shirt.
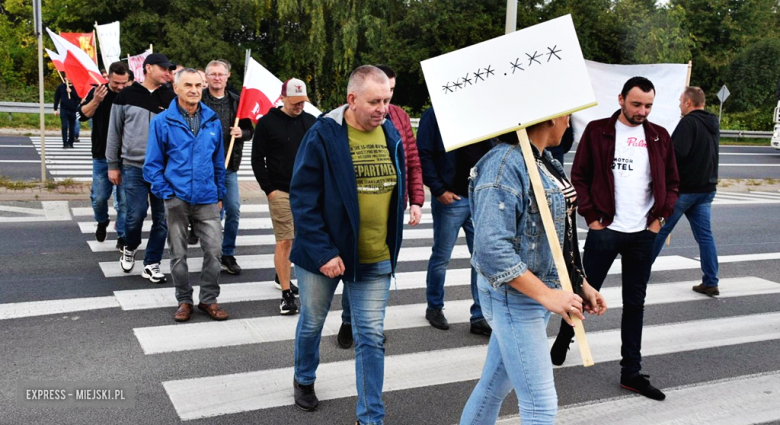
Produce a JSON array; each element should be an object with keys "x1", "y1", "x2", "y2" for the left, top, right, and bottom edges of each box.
[{"x1": 565, "y1": 77, "x2": 679, "y2": 401}]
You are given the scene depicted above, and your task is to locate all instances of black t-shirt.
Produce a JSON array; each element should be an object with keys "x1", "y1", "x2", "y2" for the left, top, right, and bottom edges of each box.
[
  {"x1": 79, "y1": 85, "x2": 118, "y2": 159},
  {"x1": 452, "y1": 141, "x2": 492, "y2": 197}
]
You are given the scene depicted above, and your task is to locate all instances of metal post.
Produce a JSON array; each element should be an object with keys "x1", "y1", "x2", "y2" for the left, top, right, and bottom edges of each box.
[
  {"x1": 33, "y1": 0, "x2": 46, "y2": 183},
  {"x1": 505, "y1": 0, "x2": 517, "y2": 34},
  {"x1": 719, "y1": 100, "x2": 723, "y2": 125}
]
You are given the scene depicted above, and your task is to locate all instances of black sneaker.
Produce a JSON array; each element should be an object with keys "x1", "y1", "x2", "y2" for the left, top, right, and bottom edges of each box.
[
  {"x1": 187, "y1": 226, "x2": 198, "y2": 245},
  {"x1": 293, "y1": 379, "x2": 318, "y2": 411},
  {"x1": 337, "y1": 322, "x2": 353, "y2": 349},
  {"x1": 620, "y1": 374, "x2": 666, "y2": 401},
  {"x1": 280, "y1": 291, "x2": 299, "y2": 315},
  {"x1": 95, "y1": 220, "x2": 110, "y2": 242},
  {"x1": 220, "y1": 255, "x2": 242, "y2": 275},
  {"x1": 274, "y1": 273, "x2": 299, "y2": 294},
  {"x1": 116, "y1": 237, "x2": 126, "y2": 252},
  {"x1": 470, "y1": 319, "x2": 492, "y2": 336},
  {"x1": 692, "y1": 283, "x2": 719, "y2": 296},
  {"x1": 425, "y1": 308, "x2": 449, "y2": 330}
]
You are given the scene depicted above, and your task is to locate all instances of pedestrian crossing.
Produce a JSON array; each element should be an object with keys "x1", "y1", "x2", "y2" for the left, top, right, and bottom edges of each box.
[
  {"x1": 4, "y1": 198, "x2": 780, "y2": 424},
  {"x1": 29, "y1": 137, "x2": 260, "y2": 182}
]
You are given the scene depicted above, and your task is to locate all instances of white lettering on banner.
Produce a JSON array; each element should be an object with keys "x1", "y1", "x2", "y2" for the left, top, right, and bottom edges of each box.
[{"x1": 421, "y1": 14, "x2": 596, "y2": 151}]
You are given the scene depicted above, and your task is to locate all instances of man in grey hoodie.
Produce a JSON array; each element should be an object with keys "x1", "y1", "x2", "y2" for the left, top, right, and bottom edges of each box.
[
  {"x1": 106, "y1": 53, "x2": 177, "y2": 283},
  {"x1": 652, "y1": 86, "x2": 720, "y2": 296}
]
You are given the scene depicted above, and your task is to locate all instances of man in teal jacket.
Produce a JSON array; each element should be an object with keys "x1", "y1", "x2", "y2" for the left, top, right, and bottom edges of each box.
[
  {"x1": 144, "y1": 69, "x2": 228, "y2": 323},
  {"x1": 289, "y1": 65, "x2": 405, "y2": 425}
]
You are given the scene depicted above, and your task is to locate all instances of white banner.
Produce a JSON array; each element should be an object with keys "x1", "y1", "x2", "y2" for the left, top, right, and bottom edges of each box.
[
  {"x1": 127, "y1": 51, "x2": 150, "y2": 83},
  {"x1": 572, "y1": 61, "x2": 690, "y2": 142},
  {"x1": 95, "y1": 21, "x2": 121, "y2": 70},
  {"x1": 421, "y1": 15, "x2": 596, "y2": 151}
]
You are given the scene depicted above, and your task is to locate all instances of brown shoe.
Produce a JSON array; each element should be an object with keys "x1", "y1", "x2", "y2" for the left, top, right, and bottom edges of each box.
[
  {"x1": 198, "y1": 302, "x2": 229, "y2": 320},
  {"x1": 174, "y1": 303, "x2": 193, "y2": 322}
]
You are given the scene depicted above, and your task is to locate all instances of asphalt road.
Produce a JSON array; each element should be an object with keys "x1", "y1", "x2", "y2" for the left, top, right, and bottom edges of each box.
[{"x1": 1, "y1": 196, "x2": 780, "y2": 424}]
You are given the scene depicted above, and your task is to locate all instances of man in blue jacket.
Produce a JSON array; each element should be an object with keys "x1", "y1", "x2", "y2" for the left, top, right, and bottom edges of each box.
[
  {"x1": 144, "y1": 69, "x2": 228, "y2": 323},
  {"x1": 289, "y1": 65, "x2": 405, "y2": 425}
]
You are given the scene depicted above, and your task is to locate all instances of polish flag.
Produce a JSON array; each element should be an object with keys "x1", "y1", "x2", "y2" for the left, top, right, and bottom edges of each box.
[
  {"x1": 45, "y1": 49, "x2": 65, "y2": 73},
  {"x1": 46, "y1": 28, "x2": 107, "y2": 98},
  {"x1": 235, "y1": 57, "x2": 320, "y2": 124}
]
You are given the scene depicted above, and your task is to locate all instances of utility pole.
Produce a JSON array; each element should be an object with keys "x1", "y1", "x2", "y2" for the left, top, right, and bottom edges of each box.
[
  {"x1": 505, "y1": 0, "x2": 517, "y2": 34},
  {"x1": 33, "y1": 0, "x2": 46, "y2": 183}
]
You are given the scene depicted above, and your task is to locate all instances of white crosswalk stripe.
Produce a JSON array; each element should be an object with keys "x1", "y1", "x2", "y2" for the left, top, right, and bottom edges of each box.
[{"x1": 6, "y1": 198, "x2": 780, "y2": 424}]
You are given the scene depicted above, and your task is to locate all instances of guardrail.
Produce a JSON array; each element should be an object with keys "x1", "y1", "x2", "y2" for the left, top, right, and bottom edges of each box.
[
  {"x1": 0, "y1": 102, "x2": 55, "y2": 119},
  {"x1": 719, "y1": 129, "x2": 772, "y2": 139}
]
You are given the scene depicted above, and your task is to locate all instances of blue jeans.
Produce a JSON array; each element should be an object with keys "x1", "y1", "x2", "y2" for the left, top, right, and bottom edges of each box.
[
  {"x1": 584, "y1": 227, "x2": 655, "y2": 377},
  {"x1": 221, "y1": 170, "x2": 240, "y2": 256},
  {"x1": 653, "y1": 191, "x2": 719, "y2": 287},
  {"x1": 295, "y1": 261, "x2": 391, "y2": 425},
  {"x1": 91, "y1": 159, "x2": 125, "y2": 239},
  {"x1": 59, "y1": 110, "x2": 77, "y2": 146},
  {"x1": 426, "y1": 196, "x2": 482, "y2": 323},
  {"x1": 122, "y1": 165, "x2": 167, "y2": 265},
  {"x1": 460, "y1": 275, "x2": 556, "y2": 425}
]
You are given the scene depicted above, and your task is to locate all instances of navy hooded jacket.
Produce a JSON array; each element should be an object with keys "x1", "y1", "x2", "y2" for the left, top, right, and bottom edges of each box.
[{"x1": 289, "y1": 105, "x2": 406, "y2": 282}]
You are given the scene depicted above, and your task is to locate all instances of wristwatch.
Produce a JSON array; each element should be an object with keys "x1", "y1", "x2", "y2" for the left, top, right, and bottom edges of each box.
[{"x1": 658, "y1": 217, "x2": 666, "y2": 226}]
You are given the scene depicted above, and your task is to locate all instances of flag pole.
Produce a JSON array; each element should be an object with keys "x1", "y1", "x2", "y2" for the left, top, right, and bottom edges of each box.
[{"x1": 224, "y1": 118, "x2": 239, "y2": 169}]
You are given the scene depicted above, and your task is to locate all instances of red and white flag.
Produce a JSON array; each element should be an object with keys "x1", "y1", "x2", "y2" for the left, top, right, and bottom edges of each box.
[
  {"x1": 59, "y1": 32, "x2": 98, "y2": 65},
  {"x1": 127, "y1": 50, "x2": 151, "y2": 83},
  {"x1": 236, "y1": 57, "x2": 320, "y2": 124},
  {"x1": 45, "y1": 48, "x2": 65, "y2": 73},
  {"x1": 46, "y1": 28, "x2": 107, "y2": 98}
]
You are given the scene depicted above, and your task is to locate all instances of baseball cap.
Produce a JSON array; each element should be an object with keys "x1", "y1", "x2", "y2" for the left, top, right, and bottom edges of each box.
[
  {"x1": 281, "y1": 78, "x2": 309, "y2": 103},
  {"x1": 143, "y1": 53, "x2": 176, "y2": 70}
]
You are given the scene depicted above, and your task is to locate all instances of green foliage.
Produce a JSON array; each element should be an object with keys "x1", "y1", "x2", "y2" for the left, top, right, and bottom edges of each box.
[
  {"x1": 712, "y1": 107, "x2": 774, "y2": 131},
  {"x1": 724, "y1": 38, "x2": 780, "y2": 113}
]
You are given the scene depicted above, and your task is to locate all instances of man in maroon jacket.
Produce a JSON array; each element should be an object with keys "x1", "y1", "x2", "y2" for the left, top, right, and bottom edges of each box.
[
  {"x1": 555, "y1": 76, "x2": 679, "y2": 401},
  {"x1": 335, "y1": 64, "x2": 426, "y2": 349}
]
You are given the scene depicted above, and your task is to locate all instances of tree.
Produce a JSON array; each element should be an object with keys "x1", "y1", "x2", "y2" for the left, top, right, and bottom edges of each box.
[{"x1": 724, "y1": 37, "x2": 780, "y2": 112}]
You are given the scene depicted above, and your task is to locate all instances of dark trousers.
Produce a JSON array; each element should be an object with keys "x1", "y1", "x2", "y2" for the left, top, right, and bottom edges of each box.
[
  {"x1": 59, "y1": 110, "x2": 77, "y2": 147},
  {"x1": 582, "y1": 227, "x2": 656, "y2": 377}
]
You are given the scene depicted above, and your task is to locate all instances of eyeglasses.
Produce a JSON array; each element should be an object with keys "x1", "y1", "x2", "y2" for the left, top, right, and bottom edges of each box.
[{"x1": 207, "y1": 73, "x2": 227, "y2": 78}]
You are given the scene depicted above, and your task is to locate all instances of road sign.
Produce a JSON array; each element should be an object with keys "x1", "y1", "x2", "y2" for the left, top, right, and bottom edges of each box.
[{"x1": 717, "y1": 85, "x2": 730, "y2": 103}]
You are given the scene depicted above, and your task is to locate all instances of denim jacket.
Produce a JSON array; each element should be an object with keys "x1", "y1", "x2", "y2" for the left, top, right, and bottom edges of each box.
[{"x1": 469, "y1": 142, "x2": 566, "y2": 290}]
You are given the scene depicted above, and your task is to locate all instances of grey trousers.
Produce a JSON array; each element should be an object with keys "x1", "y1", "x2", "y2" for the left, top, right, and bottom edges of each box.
[{"x1": 164, "y1": 197, "x2": 222, "y2": 305}]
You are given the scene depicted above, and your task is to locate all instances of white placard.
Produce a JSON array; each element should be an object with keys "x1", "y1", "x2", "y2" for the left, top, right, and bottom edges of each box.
[
  {"x1": 95, "y1": 21, "x2": 121, "y2": 69},
  {"x1": 571, "y1": 61, "x2": 689, "y2": 143},
  {"x1": 421, "y1": 14, "x2": 596, "y2": 151}
]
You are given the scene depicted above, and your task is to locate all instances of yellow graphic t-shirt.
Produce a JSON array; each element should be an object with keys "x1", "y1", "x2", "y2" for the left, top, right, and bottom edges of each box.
[{"x1": 348, "y1": 125, "x2": 397, "y2": 264}]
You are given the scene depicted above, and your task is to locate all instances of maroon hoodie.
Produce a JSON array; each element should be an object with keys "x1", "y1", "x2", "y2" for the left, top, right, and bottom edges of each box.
[
  {"x1": 387, "y1": 104, "x2": 425, "y2": 207},
  {"x1": 571, "y1": 110, "x2": 679, "y2": 228}
]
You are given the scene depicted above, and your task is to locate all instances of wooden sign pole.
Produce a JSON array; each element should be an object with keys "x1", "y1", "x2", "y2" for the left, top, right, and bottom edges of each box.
[
  {"x1": 516, "y1": 128, "x2": 595, "y2": 367},
  {"x1": 224, "y1": 117, "x2": 239, "y2": 169}
]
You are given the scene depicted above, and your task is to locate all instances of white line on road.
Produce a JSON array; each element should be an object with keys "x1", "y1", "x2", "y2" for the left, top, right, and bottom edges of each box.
[
  {"x1": 0, "y1": 296, "x2": 119, "y2": 320},
  {"x1": 162, "y1": 311, "x2": 780, "y2": 420},
  {"x1": 134, "y1": 277, "x2": 780, "y2": 354}
]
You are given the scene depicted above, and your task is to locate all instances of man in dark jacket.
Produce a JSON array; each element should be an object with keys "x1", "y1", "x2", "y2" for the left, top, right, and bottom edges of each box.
[
  {"x1": 252, "y1": 77, "x2": 316, "y2": 315},
  {"x1": 79, "y1": 61, "x2": 130, "y2": 245},
  {"x1": 289, "y1": 66, "x2": 404, "y2": 425},
  {"x1": 106, "y1": 53, "x2": 176, "y2": 283},
  {"x1": 53, "y1": 76, "x2": 81, "y2": 148},
  {"x1": 417, "y1": 106, "x2": 493, "y2": 337},
  {"x1": 563, "y1": 76, "x2": 679, "y2": 401},
  {"x1": 144, "y1": 68, "x2": 227, "y2": 323},
  {"x1": 202, "y1": 59, "x2": 254, "y2": 275},
  {"x1": 652, "y1": 86, "x2": 720, "y2": 295}
]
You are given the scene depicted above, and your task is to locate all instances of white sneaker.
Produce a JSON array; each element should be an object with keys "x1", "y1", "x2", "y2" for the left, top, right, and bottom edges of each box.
[
  {"x1": 142, "y1": 262, "x2": 166, "y2": 283},
  {"x1": 120, "y1": 247, "x2": 136, "y2": 272}
]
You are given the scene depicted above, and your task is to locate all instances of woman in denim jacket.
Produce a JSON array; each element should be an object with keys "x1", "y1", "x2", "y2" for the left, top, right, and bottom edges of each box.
[{"x1": 460, "y1": 116, "x2": 607, "y2": 425}]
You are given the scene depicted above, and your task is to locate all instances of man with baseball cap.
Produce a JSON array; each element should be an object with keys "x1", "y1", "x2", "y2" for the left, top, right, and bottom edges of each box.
[
  {"x1": 106, "y1": 53, "x2": 176, "y2": 283},
  {"x1": 251, "y1": 78, "x2": 316, "y2": 315}
]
